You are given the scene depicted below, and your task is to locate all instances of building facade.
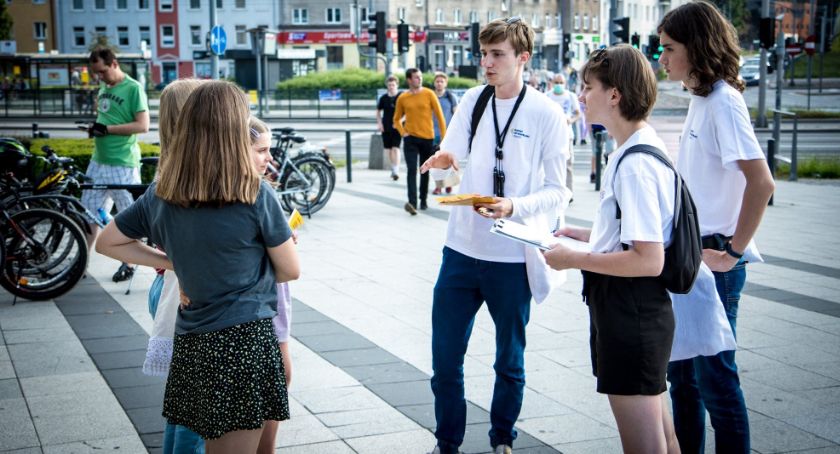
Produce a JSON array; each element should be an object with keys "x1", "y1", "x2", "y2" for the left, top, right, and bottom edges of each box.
[{"x1": 6, "y1": 0, "x2": 57, "y2": 53}]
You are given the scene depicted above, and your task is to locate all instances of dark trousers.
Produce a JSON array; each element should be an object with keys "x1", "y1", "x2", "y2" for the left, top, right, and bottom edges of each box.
[
  {"x1": 403, "y1": 135, "x2": 434, "y2": 206},
  {"x1": 431, "y1": 247, "x2": 532, "y2": 452},
  {"x1": 668, "y1": 262, "x2": 749, "y2": 453}
]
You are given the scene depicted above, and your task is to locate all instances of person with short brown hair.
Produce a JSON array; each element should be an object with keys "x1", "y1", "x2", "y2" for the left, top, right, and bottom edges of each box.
[{"x1": 544, "y1": 45, "x2": 680, "y2": 453}]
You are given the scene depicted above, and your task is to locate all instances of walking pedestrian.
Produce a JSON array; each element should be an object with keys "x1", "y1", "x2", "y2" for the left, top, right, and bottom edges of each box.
[
  {"x1": 432, "y1": 72, "x2": 458, "y2": 195},
  {"x1": 543, "y1": 45, "x2": 680, "y2": 453},
  {"x1": 96, "y1": 80, "x2": 300, "y2": 453},
  {"x1": 420, "y1": 17, "x2": 570, "y2": 454},
  {"x1": 81, "y1": 47, "x2": 150, "y2": 282},
  {"x1": 393, "y1": 68, "x2": 447, "y2": 214},
  {"x1": 376, "y1": 76, "x2": 403, "y2": 181},
  {"x1": 658, "y1": 3, "x2": 775, "y2": 452},
  {"x1": 546, "y1": 74, "x2": 580, "y2": 196}
]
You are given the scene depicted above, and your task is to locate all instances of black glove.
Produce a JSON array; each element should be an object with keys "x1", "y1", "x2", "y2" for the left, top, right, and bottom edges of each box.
[{"x1": 90, "y1": 122, "x2": 109, "y2": 137}]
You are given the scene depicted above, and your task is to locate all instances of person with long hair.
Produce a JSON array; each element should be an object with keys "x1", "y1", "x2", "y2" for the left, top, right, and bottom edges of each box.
[
  {"x1": 96, "y1": 81, "x2": 300, "y2": 453},
  {"x1": 658, "y1": 2, "x2": 775, "y2": 452},
  {"x1": 543, "y1": 45, "x2": 680, "y2": 453}
]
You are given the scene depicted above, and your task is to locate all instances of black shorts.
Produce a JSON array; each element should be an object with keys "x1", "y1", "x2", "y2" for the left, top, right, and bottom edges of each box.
[
  {"x1": 582, "y1": 271, "x2": 674, "y2": 396},
  {"x1": 382, "y1": 129, "x2": 402, "y2": 148}
]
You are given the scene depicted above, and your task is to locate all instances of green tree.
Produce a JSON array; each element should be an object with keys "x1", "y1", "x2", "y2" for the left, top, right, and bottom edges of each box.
[
  {"x1": 714, "y1": 0, "x2": 749, "y2": 41},
  {"x1": 88, "y1": 33, "x2": 118, "y2": 53},
  {"x1": 0, "y1": 1, "x2": 13, "y2": 40}
]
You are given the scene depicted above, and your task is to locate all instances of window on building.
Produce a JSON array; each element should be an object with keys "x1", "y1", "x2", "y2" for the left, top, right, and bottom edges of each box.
[
  {"x1": 325, "y1": 8, "x2": 341, "y2": 24},
  {"x1": 95, "y1": 26, "x2": 106, "y2": 39},
  {"x1": 161, "y1": 24, "x2": 175, "y2": 47},
  {"x1": 469, "y1": 11, "x2": 478, "y2": 23},
  {"x1": 454, "y1": 9, "x2": 461, "y2": 25},
  {"x1": 94, "y1": 0, "x2": 104, "y2": 10},
  {"x1": 33, "y1": 0, "x2": 46, "y2": 4},
  {"x1": 326, "y1": 45, "x2": 343, "y2": 70},
  {"x1": 435, "y1": 8, "x2": 443, "y2": 24},
  {"x1": 34, "y1": 22, "x2": 47, "y2": 40},
  {"x1": 532, "y1": 13, "x2": 539, "y2": 27},
  {"x1": 592, "y1": 15, "x2": 598, "y2": 31},
  {"x1": 73, "y1": 27, "x2": 85, "y2": 46},
  {"x1": 216, "y1": 0, "x2": 222, "y2": 9},
  {"x1": 138, "y1": 0, "x2": 148, "y2": 9},
  {"x1": 118, "y1": 26, "x2": 129, "y2": 46},
  {"x1": 235, "y1": 0, "x2": 244, "y2": 9},
  {"x1": 116, "y1": 0, "x2": 127, "y2": 10},
  {"x1": 292, "y1": 8, "x2": 308, "y2": 24},
  {"x1": 415, "y1": 0, "x2": 423, "y2": 7},
  {"x1": 583, "y1": 14, "x2": 589, "y2": 30},
  {"x1": 360, "y1": 7, "x2": 368, "y2": 23},
  {"x1": 139, "y1": 25, "x2": 150, "y2": 46},
  {"x1": 574, "y1": 14, "x2": 580, "y2": 30},
  {"x1": 487, "y1": 10, "x2": 496, "y2": 23},
  {"x1": 398, "y1": 7, "x2": 406, "y2": 21},
  {"x1": 235, "y1": 25, "x2": 247, "y2": 46},
  {"x1": 159, "y1": 0, "x2": 172, "y2": 11},
  {"x1": 190, "y1": 25, "x2": 201, "y2": 46},
  {"x1": 545, "y1": 14, "x2": 551, "y2": 28},
  {"x1": 189, "y1": 0, "x2": 200, "y2": 8},
  {"x1": 72, "y1": 0, "x2": 83, "y2": 10}
]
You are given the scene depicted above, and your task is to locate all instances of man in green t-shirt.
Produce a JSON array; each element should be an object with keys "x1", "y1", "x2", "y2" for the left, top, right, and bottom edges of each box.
[{"x1": 81, "y1": 47, "x2": 150, "y2": 281}]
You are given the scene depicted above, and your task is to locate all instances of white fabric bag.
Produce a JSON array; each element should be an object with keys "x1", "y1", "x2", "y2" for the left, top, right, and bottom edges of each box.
[{"x1": 143, "y1": 270, "x2": 180, "y2": 376}]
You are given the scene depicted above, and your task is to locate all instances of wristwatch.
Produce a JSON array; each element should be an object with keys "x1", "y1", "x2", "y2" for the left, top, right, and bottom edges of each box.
[{"x1": 724, "y1": 242, "x2": 744, "y2": 260}]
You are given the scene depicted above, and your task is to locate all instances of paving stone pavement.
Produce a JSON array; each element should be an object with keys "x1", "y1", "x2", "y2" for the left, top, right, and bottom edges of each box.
[{"x1": 1, "y1": 116, "x2": 839, "y2": 453}]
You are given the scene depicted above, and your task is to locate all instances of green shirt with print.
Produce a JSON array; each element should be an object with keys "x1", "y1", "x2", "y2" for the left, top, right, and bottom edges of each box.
[{"x1": 93, "y1": 75, "x2": 148, "y2": 168}]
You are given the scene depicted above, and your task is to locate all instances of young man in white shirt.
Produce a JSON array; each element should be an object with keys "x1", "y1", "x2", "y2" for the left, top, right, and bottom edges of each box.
[
  {"x1": 420, "y1": 17, "x2": 570, "y2": 454},
  {"x1": 658, "y1": 3, "x2": 776, "y2": 452}
]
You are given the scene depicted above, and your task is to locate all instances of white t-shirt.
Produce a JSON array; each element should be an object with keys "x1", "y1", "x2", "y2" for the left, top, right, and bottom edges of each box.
[
  {"x1": 439, "y1": 84, "x2": 569, "y2": 263},
  {"x1": 546, "y1": 90, "x2": 577, "y2": 136},
  {"x1": 589, "y1": 126, "x2": 676, "y2": 254},
  {"x1": 677, "y1": 80, "x2": 765, "y2": 237}
]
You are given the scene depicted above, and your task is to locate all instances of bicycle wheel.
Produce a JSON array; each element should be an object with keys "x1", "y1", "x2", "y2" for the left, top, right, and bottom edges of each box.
[
  {"x1": 280, "y1": 156, "x2": 334, "y2": 216},
  {"x1": 1, "y1": 208, "x2": 88, "y2": 301}
]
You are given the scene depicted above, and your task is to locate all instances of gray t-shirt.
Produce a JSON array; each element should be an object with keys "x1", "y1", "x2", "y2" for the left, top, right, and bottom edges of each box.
[{"x1": 115, "y1": 181, "x2": 292, "y2": 335}]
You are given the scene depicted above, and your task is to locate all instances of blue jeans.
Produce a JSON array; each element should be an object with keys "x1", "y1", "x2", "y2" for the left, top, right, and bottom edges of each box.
[
  {"x1": 431, "y1": 247, "x2": 532, "y2": 452},
  {"x1": 668, "y1": 261, "x2": 749, "y2": 453},
  {"x1": 163, "y1": 423, "x2": 205, "y2": 454}
]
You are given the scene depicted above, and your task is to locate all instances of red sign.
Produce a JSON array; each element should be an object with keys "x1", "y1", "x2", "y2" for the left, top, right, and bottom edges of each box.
[
  {"x1": 804, "y1": 35, "x2": 817, "y2": 56},
  {"x1": 277, "y1": 30, "x2": 425, "y2": 45},
  {"x1": 785, "y1": 43, "x2": 802, "y2": 56}
]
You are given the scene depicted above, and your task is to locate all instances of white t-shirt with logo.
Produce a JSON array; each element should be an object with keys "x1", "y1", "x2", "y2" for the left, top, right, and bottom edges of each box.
[
  {"x1": 677, "y1": 80, "x2": 765, "y2": 238},
  {"x1": 439, "y1": 85, "x2": 569, "y2": 263},
  {"x1": 589, "y1": 126, "x2": 676, "y2": 254}
]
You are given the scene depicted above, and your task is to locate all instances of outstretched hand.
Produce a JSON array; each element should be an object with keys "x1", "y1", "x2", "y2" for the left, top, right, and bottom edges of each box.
[{"x1": 420, "y1": 150, "x2": 459, "y2": 174}]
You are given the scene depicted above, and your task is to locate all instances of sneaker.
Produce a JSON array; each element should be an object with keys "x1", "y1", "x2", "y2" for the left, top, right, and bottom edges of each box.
[
  {"x1": 420, "y1": 200, "x2": 428, "y2": 210},
  {"x1": 590, "y1": 172, "x2": 596, "y2": 183},
  {"x1": 404, "y1": 202, "x2": 417, "y2": 215},
  {"x1": 494, "y1": 445, "x2": 512, "y2": 454},
  {"x1": 432, "y1": 187, "x2": 442, "y2": 195},
  {"x1": 581, "y1": 139, "x2": 587, "y2": 145},
  {"x1": 112, "y1": 263, "x2": 134, "y2": 282},
  {"x1": 391, "y1": 172, "x2": 399, "y2": 181},
  {"x1": 445, "y1": 186, "x2": 452, "y2": 194}
]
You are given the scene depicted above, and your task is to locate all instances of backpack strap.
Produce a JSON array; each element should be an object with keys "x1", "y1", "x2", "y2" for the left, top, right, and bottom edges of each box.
[
  {"x1": 468, "y1": 85, "x2": 496, "y2": 154},
  {"x1": 613, "y1": 144, "x2": 682, "y2": 231},
  {"x1": 446, "y1": 90, "x2": 457, "y2": 115}
]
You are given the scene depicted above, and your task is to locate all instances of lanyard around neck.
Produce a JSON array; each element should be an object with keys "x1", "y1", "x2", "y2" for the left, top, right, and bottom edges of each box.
[{"x1": 490, "y1": 84, "x2": 528, "y2": 155}]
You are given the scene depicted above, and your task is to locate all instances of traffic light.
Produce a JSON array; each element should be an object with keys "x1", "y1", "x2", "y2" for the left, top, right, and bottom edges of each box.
[
  {"x1": 397, "y1": 22, "x2": 410, "y2": 54},
  {"x1": 467, "y1": 22, "x2": 480, "y2": 59},
  {"x1": 368, "y1": 11, "x2": 386, "y2": 55},
  {"x1": 647, "y1": 34, "x2": 661, "y2": 60},
  {"x1": 759, "y1": 17, "x2": 775, "y2": 50},
  {"x1": 562, "y1": 33, "x2": 571, "y2": 66},
  {"x1": 631, "y1": 33, "x2": 640, "y2": 49},
  {"x1": 611, "y1": 17, "x2": 630, "y2": 45}
]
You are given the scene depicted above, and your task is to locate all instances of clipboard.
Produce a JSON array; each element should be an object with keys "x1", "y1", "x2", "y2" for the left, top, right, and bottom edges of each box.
[{"x1": 490, "y1": 219, "x2": 590, "y2": 252}]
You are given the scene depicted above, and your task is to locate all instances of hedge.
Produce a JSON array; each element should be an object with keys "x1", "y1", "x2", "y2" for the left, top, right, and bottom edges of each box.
[
  {"x1": 276, "y1": 68, "x2": 480, "y2": 93},
  {"x1": 22, "y1": 138, "x2": 160, "y2": 184}
]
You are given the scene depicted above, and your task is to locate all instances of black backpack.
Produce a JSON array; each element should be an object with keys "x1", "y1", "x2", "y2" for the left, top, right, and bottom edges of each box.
[{"x1": 614, "y1": 144, "x2": 702, "y2": 294}]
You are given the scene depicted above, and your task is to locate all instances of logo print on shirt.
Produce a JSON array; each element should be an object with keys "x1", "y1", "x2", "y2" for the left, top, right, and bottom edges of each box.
[
  {"x1": 99, "y1": 98, "x2": 111, "y2": 113},
  {"x1": 512, "y1": 128, "x2": 530, "y2": 139},
  {"x1": 688, "y1": 129, "x2": 698, "y2": 139}
]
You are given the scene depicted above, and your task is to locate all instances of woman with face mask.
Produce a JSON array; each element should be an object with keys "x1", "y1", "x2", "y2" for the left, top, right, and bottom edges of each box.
[{"x1": 547, "y1": 75, "x2": 580, "y2": 196}]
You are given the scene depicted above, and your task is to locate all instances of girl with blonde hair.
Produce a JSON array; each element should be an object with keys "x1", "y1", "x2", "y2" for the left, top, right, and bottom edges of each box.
[{"x1": 97, "y1": 80, "x2": 300, "y2": 453}]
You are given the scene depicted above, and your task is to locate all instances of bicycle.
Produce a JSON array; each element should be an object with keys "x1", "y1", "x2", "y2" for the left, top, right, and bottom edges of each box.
[
  {"x1": 268, "y1": 127, "x2": 335, "y2": 216},
  {"x1": 1, "y1": 198, "x2": 88, "y2": 302}
]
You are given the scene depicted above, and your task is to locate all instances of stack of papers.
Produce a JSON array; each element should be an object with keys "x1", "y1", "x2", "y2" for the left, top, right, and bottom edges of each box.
[
  {"x1": 436, "y1": 194, "x2": 496, "y2": 206},
  {"x1": 490, "y1": 219, "x2": 590, "y2": 252}
]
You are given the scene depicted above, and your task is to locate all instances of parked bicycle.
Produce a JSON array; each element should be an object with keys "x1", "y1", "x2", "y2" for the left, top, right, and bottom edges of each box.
[{"x1": 268, "y1": 127, "x2": 335, "y2": 216}]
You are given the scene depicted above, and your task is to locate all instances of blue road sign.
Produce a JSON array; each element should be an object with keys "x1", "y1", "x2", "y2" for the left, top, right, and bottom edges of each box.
[{"x1": 209, "y1": 25, "x2": 227, "y2": 55}]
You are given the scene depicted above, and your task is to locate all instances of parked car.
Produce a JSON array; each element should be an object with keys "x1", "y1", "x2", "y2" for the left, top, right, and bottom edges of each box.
[{"x1": 740, "y1": 63, "x2": 761, "y2": 86}]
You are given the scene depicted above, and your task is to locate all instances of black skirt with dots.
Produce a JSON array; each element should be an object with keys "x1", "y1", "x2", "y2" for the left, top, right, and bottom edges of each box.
[{"x1": 162, "y1": 318, "x2": 290, "y2": 440}]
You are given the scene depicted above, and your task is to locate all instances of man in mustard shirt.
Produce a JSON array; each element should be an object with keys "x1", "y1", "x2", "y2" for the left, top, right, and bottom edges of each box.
[
  {"x1": 393, "y1": 68, "x2": 446, "y2": 214},
  {"x1": 81, "y1": 47, "x2": 150, "y2": 281}
]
